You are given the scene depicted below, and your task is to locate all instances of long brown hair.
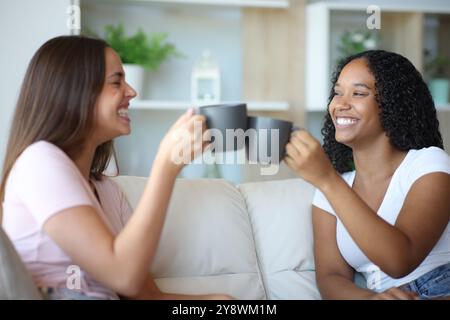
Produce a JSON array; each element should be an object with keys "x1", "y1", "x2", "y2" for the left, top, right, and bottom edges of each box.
[{"x1": 0, "y1": 36, "x2": 117, "y2": 220}]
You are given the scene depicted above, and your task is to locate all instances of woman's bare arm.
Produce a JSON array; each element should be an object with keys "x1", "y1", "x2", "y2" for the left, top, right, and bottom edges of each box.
[{"x1": 312, "y1": 205, "x2": 374, "y2": 299}]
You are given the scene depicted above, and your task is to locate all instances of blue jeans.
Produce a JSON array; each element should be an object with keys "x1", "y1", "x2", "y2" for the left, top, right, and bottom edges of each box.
[
  {"x1": 39, "y1": 287, "x2": 103, "y2": 300},
  {"x1": 401, "y1": 262, "x2": 450, "y2": 299}
]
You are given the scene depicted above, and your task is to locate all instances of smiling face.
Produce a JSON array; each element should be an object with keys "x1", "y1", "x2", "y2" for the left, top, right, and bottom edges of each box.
[
  {"x1": 329, "y1": 58, "x2": 385, "y2": 148},
  {"x1": 92, "y1": 47, "x2": 137, "y2": 144}
]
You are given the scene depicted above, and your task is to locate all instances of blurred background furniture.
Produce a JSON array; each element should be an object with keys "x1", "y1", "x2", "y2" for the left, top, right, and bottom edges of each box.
[{"x1": 2, "y1": 0, "x2": 449, "y2": 186}]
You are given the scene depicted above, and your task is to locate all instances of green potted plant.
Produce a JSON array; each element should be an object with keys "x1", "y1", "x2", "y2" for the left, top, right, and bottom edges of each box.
[
  {"x1": 92, "y1": 23, "x2": 182, "y2": 97},
  {"x1": 424, "y1": 52, "x2": 450, "y2": 108},
  {"x1": 337, "y1": 29, "x2": 379, "y2": 64}
]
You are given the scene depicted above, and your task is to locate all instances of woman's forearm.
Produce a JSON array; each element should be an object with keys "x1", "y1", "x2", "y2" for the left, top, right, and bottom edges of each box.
[
  {"x1": 319, "y1": 174, "x2": 414, "y2": 278},
  {"x1": 112, "y1": 155, "x2": 180, "y2": 293},
  {"x1": 318, "y1": 274, "x2": 375, "y2": 300}
]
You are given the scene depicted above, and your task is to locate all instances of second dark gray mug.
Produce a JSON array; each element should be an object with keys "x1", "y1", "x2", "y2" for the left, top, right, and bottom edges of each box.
[{"x1": 246, "y1": 116, "x2": 298, "y2": 164}]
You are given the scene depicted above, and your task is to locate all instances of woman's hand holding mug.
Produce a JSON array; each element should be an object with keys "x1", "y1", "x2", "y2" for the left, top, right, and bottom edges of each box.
[
  {"x1": 285, "y1": 130, "x2": 338, "y2": 190},
  {"x1": 155, "y1": 108, "x2": 210, "y2": 175}
]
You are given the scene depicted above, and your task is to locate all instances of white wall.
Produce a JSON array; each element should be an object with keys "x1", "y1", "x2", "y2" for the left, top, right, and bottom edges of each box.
[{"x1": 0, "y1": 0, "x2": 71, "y2": 170}]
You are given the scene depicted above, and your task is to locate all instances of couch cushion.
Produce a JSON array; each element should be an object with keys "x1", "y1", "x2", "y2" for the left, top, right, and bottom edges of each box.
[
  {"x1": 0, "y1": 227, "x2": 42, "y2": 299},
  {"x1": 112, "y1": 176, "x2": 266, "y2": 300},
  {"x1": 238, "y1": 178, "x2": 321, "y2": 299}
]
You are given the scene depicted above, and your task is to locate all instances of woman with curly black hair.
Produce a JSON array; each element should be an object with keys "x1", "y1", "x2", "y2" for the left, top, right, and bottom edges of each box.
[{"x1": 285, "y1": 50, "x2": 450, "y2": 299}]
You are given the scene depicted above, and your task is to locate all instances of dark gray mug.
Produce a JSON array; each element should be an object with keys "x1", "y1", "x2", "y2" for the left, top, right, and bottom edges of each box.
[
  {"x1": 197, "y1": 103, "x2": 248, "y2": 152},
  {"x1": 246, "y1": 116, "x2": 299, "y2": 164}
]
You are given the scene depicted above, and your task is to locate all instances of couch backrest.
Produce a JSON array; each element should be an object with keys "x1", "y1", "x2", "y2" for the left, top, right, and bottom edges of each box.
[
  {"x1": 113, "y1": 176, "x2": 266, "y2": 299},
  {"x1": 238, "y1": 179, "x2": 320, "y2": 299},
  {"x1": 0, "y1": 228, "x2": 42, "y2": 300},
  {"x1": 113, "y1": 176, "x2": 320, "y2": 300}
]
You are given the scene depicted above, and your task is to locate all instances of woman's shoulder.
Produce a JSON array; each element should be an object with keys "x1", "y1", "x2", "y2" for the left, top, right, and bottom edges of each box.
[
  {"x1": 23, "y1": 140, "x2": 62, "y2": 154},
  {"x1": 17, "y1": 140, "x2": 69, "y2": 165},
  {"x1": 13, "y1": 141, "x2": 74, "y2": 174},
  {"x1": 7, "y1": 140, "x2": 86, "y2": 201},
  {"x1": 399, "y1": 147, "x2": 450, "y2": 192},
  {"x1": 406, "y1": 146, "x2": 450, "y2": 170}
]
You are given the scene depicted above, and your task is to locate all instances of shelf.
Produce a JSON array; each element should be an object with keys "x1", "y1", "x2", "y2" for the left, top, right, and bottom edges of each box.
[
  {"x1": 130, "y1": 100, "x2": 289, "y2": 111},
  {"x1": 305, "y1": 1, "x2": 449, "y2": 112},
  {"x1": 310, "y1": 0, "x2": 450, "y2": 14},
  {"x1": 151, "y1": 0, "x2": 290, "y2": 8},
  {"x1": 95, "y1": 0, "x2": 290, "y2": 9}
]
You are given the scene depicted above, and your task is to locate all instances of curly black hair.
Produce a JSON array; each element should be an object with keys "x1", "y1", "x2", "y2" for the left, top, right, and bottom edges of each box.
[{"x1": 322, "y1": 50, "x2": 443, "y2": 173}]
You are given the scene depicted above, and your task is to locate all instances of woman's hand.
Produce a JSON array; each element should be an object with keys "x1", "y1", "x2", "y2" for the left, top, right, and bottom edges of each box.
[
  {"x1": 369, "y1": 287, "x2": 419, "y2": 300},
  {"x1": 155, "y1": 108, "x2": 210, "y2": 174},
  {"x1": 284, "y1": 130, "x2": 337, "y2": 189}
]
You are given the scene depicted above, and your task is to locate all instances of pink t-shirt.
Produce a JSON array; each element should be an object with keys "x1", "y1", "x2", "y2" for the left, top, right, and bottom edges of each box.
[{"x1": 2, "y1": 141, "x2": 133, "y2": 299}]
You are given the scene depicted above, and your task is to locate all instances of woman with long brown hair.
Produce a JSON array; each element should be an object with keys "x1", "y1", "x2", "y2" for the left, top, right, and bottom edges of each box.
[{"x1": 1, "y1": 35, "x2": 231, "y2": 300}]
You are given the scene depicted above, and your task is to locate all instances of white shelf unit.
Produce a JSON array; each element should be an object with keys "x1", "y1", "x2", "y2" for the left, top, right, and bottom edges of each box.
[
  {"x1": 305, "y1": 0, "x2": 450, "y2": 112},
  {"x1": 120, "y1": 0, "x2": 290, "y2": 8},
  {"x1": 305, "y1": 0, "x2": 450, "y2": 152},
  {"x1": 130, "y1": 100, "x2": 289, "y2": 111},
  {"x1": 305, "y1": 2, "x2": 330, "y2": 112},
  {"x1": 84, "y1": 0, "x2": 292, "y2": 113},
  {"x1": 309, "y1": 0, "x2": 450, "y2": 14}
]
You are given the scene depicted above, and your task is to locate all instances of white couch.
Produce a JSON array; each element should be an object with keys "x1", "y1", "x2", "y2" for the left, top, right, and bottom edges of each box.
[
  {"x1": 0, "y1": 176, "x2": 323, "y2": 300},
  {"x1": 113, "y1": 176, "x2": 321, "y2": 300}
]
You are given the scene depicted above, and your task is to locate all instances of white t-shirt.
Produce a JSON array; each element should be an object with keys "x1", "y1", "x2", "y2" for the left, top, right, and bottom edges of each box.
[
  {"x1": 2, "y1": 141, "x2": 133, "y2": 299},
  {"x1": 312, "y1": 146, "x2": 450, "y2": 292}
]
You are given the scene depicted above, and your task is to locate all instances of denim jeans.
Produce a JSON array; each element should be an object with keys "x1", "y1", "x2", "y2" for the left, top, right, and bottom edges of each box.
[
  {"x1": 39, "y1": 287, "x2": 103, "y2": 300},
  {"x1": 401, "y1": 262, "x2": 450, "y2": 299}
]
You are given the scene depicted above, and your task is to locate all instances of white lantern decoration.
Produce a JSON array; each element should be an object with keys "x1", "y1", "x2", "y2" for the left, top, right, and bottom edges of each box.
[{"x1": 191, "y1": 50, "x2": 221, "y2": 104}]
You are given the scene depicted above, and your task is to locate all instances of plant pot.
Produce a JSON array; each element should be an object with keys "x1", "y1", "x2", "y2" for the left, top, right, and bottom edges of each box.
[
  {"x1": 428, "y1": 78, "x2": 449, "y2": 108},
  {"x1": 123, "y1": 64, "x2": 145, "y2": 98}
]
